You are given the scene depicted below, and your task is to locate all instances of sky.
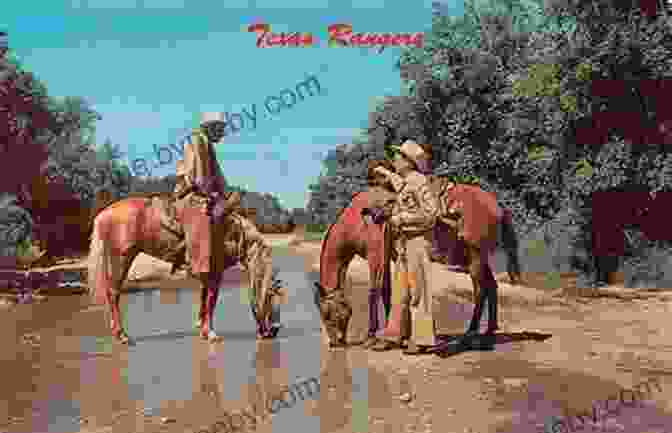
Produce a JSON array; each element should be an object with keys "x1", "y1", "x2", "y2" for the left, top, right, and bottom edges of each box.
[{"x1": 4, "y1": 0, "x2": 465, "y2": 209}]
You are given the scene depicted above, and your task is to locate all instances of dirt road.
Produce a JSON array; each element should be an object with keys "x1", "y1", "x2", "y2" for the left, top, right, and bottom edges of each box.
[{"x1": 1, "y1": 232, "x2": 672, "y2": 433}]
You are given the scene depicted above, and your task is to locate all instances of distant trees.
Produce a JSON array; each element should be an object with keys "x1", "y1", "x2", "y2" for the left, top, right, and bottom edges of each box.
[
  {"x1": 0, "y1": 34, "x2": 303, "y2": 259},
  {"x1": 0, "y1": 37, "x2": 134, "y2": 259}
]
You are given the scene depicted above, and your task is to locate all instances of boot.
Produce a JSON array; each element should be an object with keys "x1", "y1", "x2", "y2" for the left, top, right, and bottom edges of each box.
[
  {"x1": 367, "y1": 289, "x2": 383, "y2": 339},
  {"x1": 374, "y1": 302, "x2": 402, "y2": 348},
  {"x1": 373, "y1": 302, "x2": 410, "y2": 351}
]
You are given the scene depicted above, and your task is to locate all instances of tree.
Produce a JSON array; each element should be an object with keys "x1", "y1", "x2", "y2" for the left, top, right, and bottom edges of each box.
[
  {"x1": 306, "y1": 0, "x2": 672, "y2": 286},
  {"x1": 409, "y1": 0, "x2": 672, "y2": 285}
]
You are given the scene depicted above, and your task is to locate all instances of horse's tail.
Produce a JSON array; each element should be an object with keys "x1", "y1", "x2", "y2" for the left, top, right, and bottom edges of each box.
[
  {"x1": 87, "y1": 213, "x2": 116, "y2": 304},
  {"x1": 500, "y1": 208, "x2": 522, "y2": 284}
]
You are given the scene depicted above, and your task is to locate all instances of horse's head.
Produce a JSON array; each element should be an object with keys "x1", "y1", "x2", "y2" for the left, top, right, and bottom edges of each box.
[
  {"x1": 246, "y1": 242, "x2": 285, "y2": 338},
  {"x1": 313, "y1": 282, "x2": 352, "y2": 346}
]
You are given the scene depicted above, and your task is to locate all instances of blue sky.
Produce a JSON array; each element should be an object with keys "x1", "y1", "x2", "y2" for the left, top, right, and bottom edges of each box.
[{"x1": 4, "y1": 0, "x2": 464, "y2": 209}]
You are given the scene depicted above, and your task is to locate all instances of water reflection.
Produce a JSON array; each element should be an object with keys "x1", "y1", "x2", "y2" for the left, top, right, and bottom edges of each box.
[{"x1": 2, "y1": 251, "x2": 391, "y2": 433}]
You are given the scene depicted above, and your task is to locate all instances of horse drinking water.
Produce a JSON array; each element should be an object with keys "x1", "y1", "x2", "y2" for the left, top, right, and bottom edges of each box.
[
  {"x1": 315, "y1": 164, "x2": 522, "y2": 349},
  {"x1": 87, "y1": 194, "x2": 285, "y2": 344},
  {"x1": 313, "y1": 160, "x2": 401, "y2": 348}
]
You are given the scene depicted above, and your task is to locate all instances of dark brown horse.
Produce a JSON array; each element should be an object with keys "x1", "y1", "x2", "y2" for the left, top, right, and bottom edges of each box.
[
  {"x1": 87, "y1": 194, "x2": 284, "y2": 344},
  {"x1": 315, "y1": 176, "x2": 522, "y2": 348}
]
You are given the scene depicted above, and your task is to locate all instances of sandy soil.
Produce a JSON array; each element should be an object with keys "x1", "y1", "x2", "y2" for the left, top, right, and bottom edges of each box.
[
  {"x1": 289, "y1": 234, "x2": 672, "y2": 433},
  {"x1": 3, "y1": 230, "x2": 672, "y2": 433}
]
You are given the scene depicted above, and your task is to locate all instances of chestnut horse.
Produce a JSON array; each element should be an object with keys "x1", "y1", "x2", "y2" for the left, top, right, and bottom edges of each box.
[
  {"x1": 87, "y1": 195, "x2": 284, "y2": 344},
  {"x1": 315, "y1": 181, "x2": 522, "y2": 348},
  {"x1": 313, "y1": 186, "x2": 397, "y2": 348}
]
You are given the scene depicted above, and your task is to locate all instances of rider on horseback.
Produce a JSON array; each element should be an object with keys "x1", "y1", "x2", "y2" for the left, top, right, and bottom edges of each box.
[{"x1": 169, "y1": 112, "x2": 241, "y2": 274}]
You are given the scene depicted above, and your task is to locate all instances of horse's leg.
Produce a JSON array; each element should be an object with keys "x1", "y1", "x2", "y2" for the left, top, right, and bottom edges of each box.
[
  {"x1": 195, "y1": 282, "x2": 207, "y2": 329},
  {"x1": 482, "y1": 246, "x2": 499, "y2": 335},
  {"x1": 364, "y1": 257, "x2": 386, "y2": 347},
  {"x1": 109, "y1": 249, "x2": 139, "y2": 344},
  {"x1": 464, "y1": 243, "x2": 485, "y2": 337},
  {"x1": 197, "y1": 271, "x2": 221, "y2": 341},
  {"x1": 205, "y1": 270, "x2": 223, "y2": 342},
  {"x1": 464, "y1": 242, "x2": 499, "y2": 337}
]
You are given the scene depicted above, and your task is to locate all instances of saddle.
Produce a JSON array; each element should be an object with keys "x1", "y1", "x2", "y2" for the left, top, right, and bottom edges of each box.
[
  {"x1": 152, "y1": 193, "x2": 256, "y2": 272},
  {"x1": 430, "y1": 179, "x2": 500, "y2": 245}
]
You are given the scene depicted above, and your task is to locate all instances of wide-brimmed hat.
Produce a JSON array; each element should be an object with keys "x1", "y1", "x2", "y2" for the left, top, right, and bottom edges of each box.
[
  {"x1": 200, "y1": 112, "x2": 225, "y2": 125},
  {"x1": 390, "y1": 139, "x2": 429, "y2": 166}
]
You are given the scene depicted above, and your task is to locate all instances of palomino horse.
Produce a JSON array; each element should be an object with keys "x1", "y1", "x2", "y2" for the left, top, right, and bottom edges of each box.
[
  {"x1": 87, "y1": 195, "x2": 285, "y2": 344},
  {"x1": 315, "y1": 179, "x2": 523, "y2": 348},
  {"x1": 313, "y1": 186, "x2": 397, "y2": 348}
]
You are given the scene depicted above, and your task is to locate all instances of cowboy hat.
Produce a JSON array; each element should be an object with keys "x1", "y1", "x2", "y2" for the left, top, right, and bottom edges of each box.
[
  {"x1": 200, "y1": 112, "x2": 225, "y2": 125},
  {"x1": 391, "y1": 139, "x2": 429, "y2": 166}
]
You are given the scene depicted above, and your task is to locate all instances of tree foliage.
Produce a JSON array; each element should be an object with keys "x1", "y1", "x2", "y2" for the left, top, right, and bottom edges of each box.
[
  {"x1": 307, "y1": 0, "x2": 672, "y2": 286},
  {"x1": 0, "y1": 44, "x2": 134, "y2": 257}
]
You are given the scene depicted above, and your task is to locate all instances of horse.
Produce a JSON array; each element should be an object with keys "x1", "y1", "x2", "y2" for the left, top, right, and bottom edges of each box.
[
  {"x1": 87, "y1": 194, "x2": 285, "y2": 344},
  {"x1": 312, "y1": 185, "x2": 397, "y2": 348},
  {"x1": 314, "y1": 177, "x2": 522, "y2": 348}
]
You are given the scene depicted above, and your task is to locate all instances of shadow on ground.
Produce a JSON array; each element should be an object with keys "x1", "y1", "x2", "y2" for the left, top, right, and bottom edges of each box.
[{"x1": 434, "y1": 331, "x2": 553, "y2": 358}]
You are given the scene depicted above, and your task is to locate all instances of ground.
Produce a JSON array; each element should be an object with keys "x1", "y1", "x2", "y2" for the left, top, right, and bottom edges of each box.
[{"x1": 2, "y1": 228, "x2": 672, "y2": 433}]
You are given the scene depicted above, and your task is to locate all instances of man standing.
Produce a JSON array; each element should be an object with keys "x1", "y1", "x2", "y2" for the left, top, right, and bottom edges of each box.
[
  {"x1": 171, "y1": 112, "x2": 240, "y2": 332},
  {"x1": 371, "y1": 140, "x2": 440, "y2": 355}
]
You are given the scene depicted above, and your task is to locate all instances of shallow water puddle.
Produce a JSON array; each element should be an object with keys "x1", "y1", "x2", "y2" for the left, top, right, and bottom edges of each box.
[{"x1": 0, "y1": 252, "x2": 337, "y2": 433}]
